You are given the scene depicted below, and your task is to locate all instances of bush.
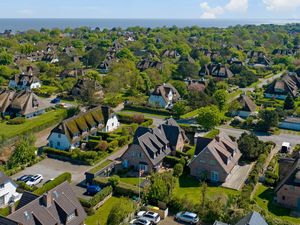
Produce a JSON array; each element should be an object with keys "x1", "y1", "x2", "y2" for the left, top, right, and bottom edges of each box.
[
  {"x1": 132, "y1": 114, "x2": 145, "y2": 124},
  {"x1": 7, "y1": 117, "x2": 26, "y2": 125},
  {"x1": 173, "y1": 164, "x2": 183, "y2": 177},
  {"x1": 33, "y1": 172, "x2": 72, "y2": 195},
  {"x1": 97, "y1": 140, "x2": 109, "y2": 151},
  {"x1": 16, "y1": 181, "x2": 38, "y2": 192},
  {"x1": 108, "y1": 140, "x2": 118, "y2": 152},
  {"x1": 80, "y1": 185, "x2": 113, "y2": 208}
]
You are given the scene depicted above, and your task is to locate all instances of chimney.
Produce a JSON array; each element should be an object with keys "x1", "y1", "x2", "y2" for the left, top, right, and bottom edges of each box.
[
  {"x1": 215, "y1": 135, "x2": 220, "y2": 142},
  {"x1": 42, "y1": 193, "x2": 52, "y2": 208}
]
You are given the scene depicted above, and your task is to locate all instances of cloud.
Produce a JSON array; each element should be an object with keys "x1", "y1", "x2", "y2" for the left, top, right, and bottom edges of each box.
[
  {"x1": 200, "y1": 2, "x2": 224, "y2": 19},
  {"x1": 263, "y1": 0, "x2": 300, "y2": 11},
  {"x1": 200, "y1": 0, "x2": 248, "y2": 19}
]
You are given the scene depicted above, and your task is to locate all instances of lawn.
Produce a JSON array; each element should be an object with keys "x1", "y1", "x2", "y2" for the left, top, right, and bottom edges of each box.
[
  {"x1": 0, "y1": 109, "x2": 66, "y2": 141},
  {"x1": 119, "y1": 177, "x2": 144, "y2": 186},
  {"x1": 174, "y1": 175, "x2": 238, "y2": 204},
  {"x1": 121, "y1": 110, "x2": 168, "y2": 119},
  {"x1": 85, "y1": 196, "x2": 134, "y2": 225},
  {"x1": 253, "y1": 184, "x2": 300, "y2": 224}
]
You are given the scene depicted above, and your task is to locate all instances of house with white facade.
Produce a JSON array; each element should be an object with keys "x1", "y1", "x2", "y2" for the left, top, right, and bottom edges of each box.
[
  {"x1": 8, "y1": 66, "x2": 41, "y2": 90},
  {"x1": 148, "y1": 83, "x2": 180, "y2": 109},
  {"x1": 48, "y1": 106, "x2": 119, "y2": 150},
  {"x1": 0, "y1": 172, "x2": 21, "y2": 207}
]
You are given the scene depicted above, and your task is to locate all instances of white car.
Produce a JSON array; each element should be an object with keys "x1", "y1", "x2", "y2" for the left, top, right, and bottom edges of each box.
[
  {"x1": 130, "y1": 218, "x2": 151, "y2": 225},
  {"x1": 137, "y1": 211, "x2": 160, "y2": 224},
  {"x1": 26, "y1": 174, "x2": 43, "y2": 186},
  {"x1": 175, "y1": 211, "x2": 199, "y2": 224}
]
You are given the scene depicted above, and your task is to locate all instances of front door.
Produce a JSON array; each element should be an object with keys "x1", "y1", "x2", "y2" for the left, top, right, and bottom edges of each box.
[
  {"x1": 211, "y1": 171, "x2": 219, "y2": 182},
  {"x1": 139, "y1": 163, "x2": 148, "y2": 172}
]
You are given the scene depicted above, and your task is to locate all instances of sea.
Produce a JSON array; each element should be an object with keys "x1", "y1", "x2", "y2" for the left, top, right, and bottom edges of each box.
[{"x1": 0, "y1": 18, "x2": 300, "y2": 32}]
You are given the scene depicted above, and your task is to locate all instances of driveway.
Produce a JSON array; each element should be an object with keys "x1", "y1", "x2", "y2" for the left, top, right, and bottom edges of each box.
[
  {"x1": 11, "y1": 158, "x2": 90, "y2": 187},
  {"x1": 160, "y1": 216, "x2": 208, "y2": 225}
]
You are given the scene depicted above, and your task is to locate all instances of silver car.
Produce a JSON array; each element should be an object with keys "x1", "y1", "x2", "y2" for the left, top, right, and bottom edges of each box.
[
  {"x1": 175, "y1": 211, "x2": 199, "y2": 224},
  {"x1": 137, "y1": 211, "x2": 161, "y2": 224}
]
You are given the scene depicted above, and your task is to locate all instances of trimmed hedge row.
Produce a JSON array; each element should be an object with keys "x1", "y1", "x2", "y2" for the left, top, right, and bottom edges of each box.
[
  {"x1": 124, "y1": 104, "x2": 174, "y2": 116},
  {"x1": 163, "y1": 156, "x2": 181, "y2": 167},
  {"x1": 117, "y1": 112, "x2": 153, "y2": 127},
  {"x1": 80, "y1": 185, "x2": 113, "y2": 208},
  {"x1": 33, "y1": 172, "x2": 72, "y2": 195},
  {"x1": 94, "y1": 177, "x2": 141, "y2": 197},
  {"x1": 43, "y1": 147, "x2": 102, "y2": 165}
]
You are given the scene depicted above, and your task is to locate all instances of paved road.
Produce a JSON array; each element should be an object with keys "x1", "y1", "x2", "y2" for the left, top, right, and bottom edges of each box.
[{"x1": 218, "y1": 126, "x2": 300, "y2": 147}]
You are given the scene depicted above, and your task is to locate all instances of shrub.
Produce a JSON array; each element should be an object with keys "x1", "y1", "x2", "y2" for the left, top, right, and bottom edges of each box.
[
  {"x1": 16, "y1": 181, "x2": 38, "y2": 192},
  {"x1": 132, "y1": 114, "x2": 145, "y2": 124},
  {"x1": 80, "y1": 185, "x2": 113, "y2": 208},
  {"x1": 173, "y1": 163, "x2": 183, "y2": 177},
  {"x1": 115, "y1": 182, "x2": 140, "y2": 197},
  {"x1": 97, "y1": 140, "x2": 109, "y2": 151},
  {"x1": 33, "y1": 172, "x2": 72, "y2": 195},
  {"x1": 88, "y1": 139, "x2": 100, "y2": 149},
  {"x1": 108, "y1": 140, "x2": 118, "y2": 152},
  {"x1": 7, "y1": 117, "x2": 26, "y2": 125}
]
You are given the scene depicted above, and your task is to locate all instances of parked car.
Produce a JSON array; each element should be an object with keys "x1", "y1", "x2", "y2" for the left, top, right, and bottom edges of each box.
[
  {"x1": 175, "y1": 211, "x2": 199, "y2": 224},
  {"x1": 130, "y1": 218, "x2": 151, "y2": 225},
  {"x1": 281, "y1": 142, "x2": 292, "y2": 154},
  {"x1": 86, "y1": 185, "x2": 101, "y2": 195},
  {"x1": 26, "y1": 174, "x2": 43, "y2": 186},
  {"x1": 17, "y1": 175, "x2": 32, "y2": 183},
  {"x1": 51, "y1": 97, "x2": 61, "y2": 104},
  {"x1": 137, "y1": 211, "x2": 160, "y2": 224}
]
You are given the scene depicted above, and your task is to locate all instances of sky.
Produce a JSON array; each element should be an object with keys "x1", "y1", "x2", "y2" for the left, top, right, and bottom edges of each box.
[{"x1": 0, "y1": 0, "x2": 299, "y2": 19}]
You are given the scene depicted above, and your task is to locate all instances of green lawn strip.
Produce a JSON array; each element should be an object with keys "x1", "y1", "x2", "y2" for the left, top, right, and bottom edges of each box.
[
  {"x1": 120, "y1": 110, "x2": 168, "y2": 119},
  {"x1": 174, "y1": 175, "x2": 238, "y2": 204},
  {"x1": 204, "y1": 129, "x2": 220, "y2": 139},
  {"x1": 180, "y1": 108, "x2": 201, "y2": 119},
  {"x1": 85, "y1": 196, "x2": 133, "y2": 225},
  {"x1": 88, "y1": 160, "x2": 113, "y2": 174},
  {"x1": 119, "y1": 177, "x2": 144, "y2": 186},
  {"x1": 253, "y1": 184, "x2": 300, "y2": 224},
  {"x1": 0, "y1": 109, "x2": 66, "y2": 140},
  {"x1": 228, "y1": 90, "x2": 243, "y2": 102}
]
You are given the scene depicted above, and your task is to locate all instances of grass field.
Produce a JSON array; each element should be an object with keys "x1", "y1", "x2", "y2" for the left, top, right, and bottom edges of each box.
[
  {"x1": 0, "y1": 109, "x2": 66, "y2": 140},
  {"x1": 119, "y1": 177, "x2": 144, "y2": 186},
  {"x1": 174, "y1": 175, "x2": 238, "y2": 204},
  {"x1": 253, "y1": 184, "x2": 300, "y2": 224},
  {"x1": 85, "y1": 197, "x2": 134, "y2": 225}
]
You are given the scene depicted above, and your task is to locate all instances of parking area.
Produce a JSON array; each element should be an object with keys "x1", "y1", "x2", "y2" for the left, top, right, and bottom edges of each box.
[
  {"x1": 11, "y1": 158, "x2": 90, "y2": 187},
  {"x1": 160, "y1": 217, "x2": 182, "y2": 225}
]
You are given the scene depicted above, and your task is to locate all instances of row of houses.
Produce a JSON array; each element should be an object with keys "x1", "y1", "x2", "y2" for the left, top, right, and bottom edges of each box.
[{"x1": 48, "y1": 106, "x2": 119, "y2": 150}]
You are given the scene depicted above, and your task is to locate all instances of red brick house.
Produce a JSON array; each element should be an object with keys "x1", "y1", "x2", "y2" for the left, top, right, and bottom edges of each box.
[
  {"x1": 188, "y1": 133, "x2": 242, "y2": 183},
  {"x1": 275, "y1": 157, "x2": 300, "y2": 209}
]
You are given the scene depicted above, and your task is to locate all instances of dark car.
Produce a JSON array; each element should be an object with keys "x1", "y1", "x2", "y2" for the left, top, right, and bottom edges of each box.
[
  {"x1": 51, "y1": 98, "x2": 61, "y2": 104},
  {"x1": 87, "y1": 185, "x2": 101, "y2": 195},
  {"x1": 17, "y1": 175, "x2": 32, "y2": 182}
]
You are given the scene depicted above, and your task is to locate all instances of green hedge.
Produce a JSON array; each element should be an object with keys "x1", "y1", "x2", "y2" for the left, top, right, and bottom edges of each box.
[
  {"x1": 115, "y1": 181, "x2": 141, "y2": 197},
  {"x1": 33, "y1": 172, "x2": 72, "y2": 195},
  {"x1": 43, "y1": 147, "x2": 101, "y2": 165},
  {"x1": 16, "y1": 181, "x2": 38, "y2": 192},
  {"x1": 80, "y1": 185, "x2": 113, "y2": 208},
  {"x1": 124, "y1": 104, "x2": 174, "y2": 116}
]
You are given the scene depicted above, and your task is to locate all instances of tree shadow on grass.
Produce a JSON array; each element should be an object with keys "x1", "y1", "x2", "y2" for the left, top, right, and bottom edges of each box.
[{"x1": 178, "y1": 175, "x2": 200, "y2": 188}]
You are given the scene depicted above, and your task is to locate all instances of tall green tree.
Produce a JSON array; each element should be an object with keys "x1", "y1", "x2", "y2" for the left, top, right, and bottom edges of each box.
[
  {"x1": 284, "y1": 94, "x2": 295, "y2": 110},
  {"x1": 213, "y1": 90, "x2": 228, "y2": 111},
  {"x1": 7, "y1": 136, "x2": 36, "y2": 169},
  {"x1": 197, "y1": 105, "x2": 221, "y2": 130}
]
